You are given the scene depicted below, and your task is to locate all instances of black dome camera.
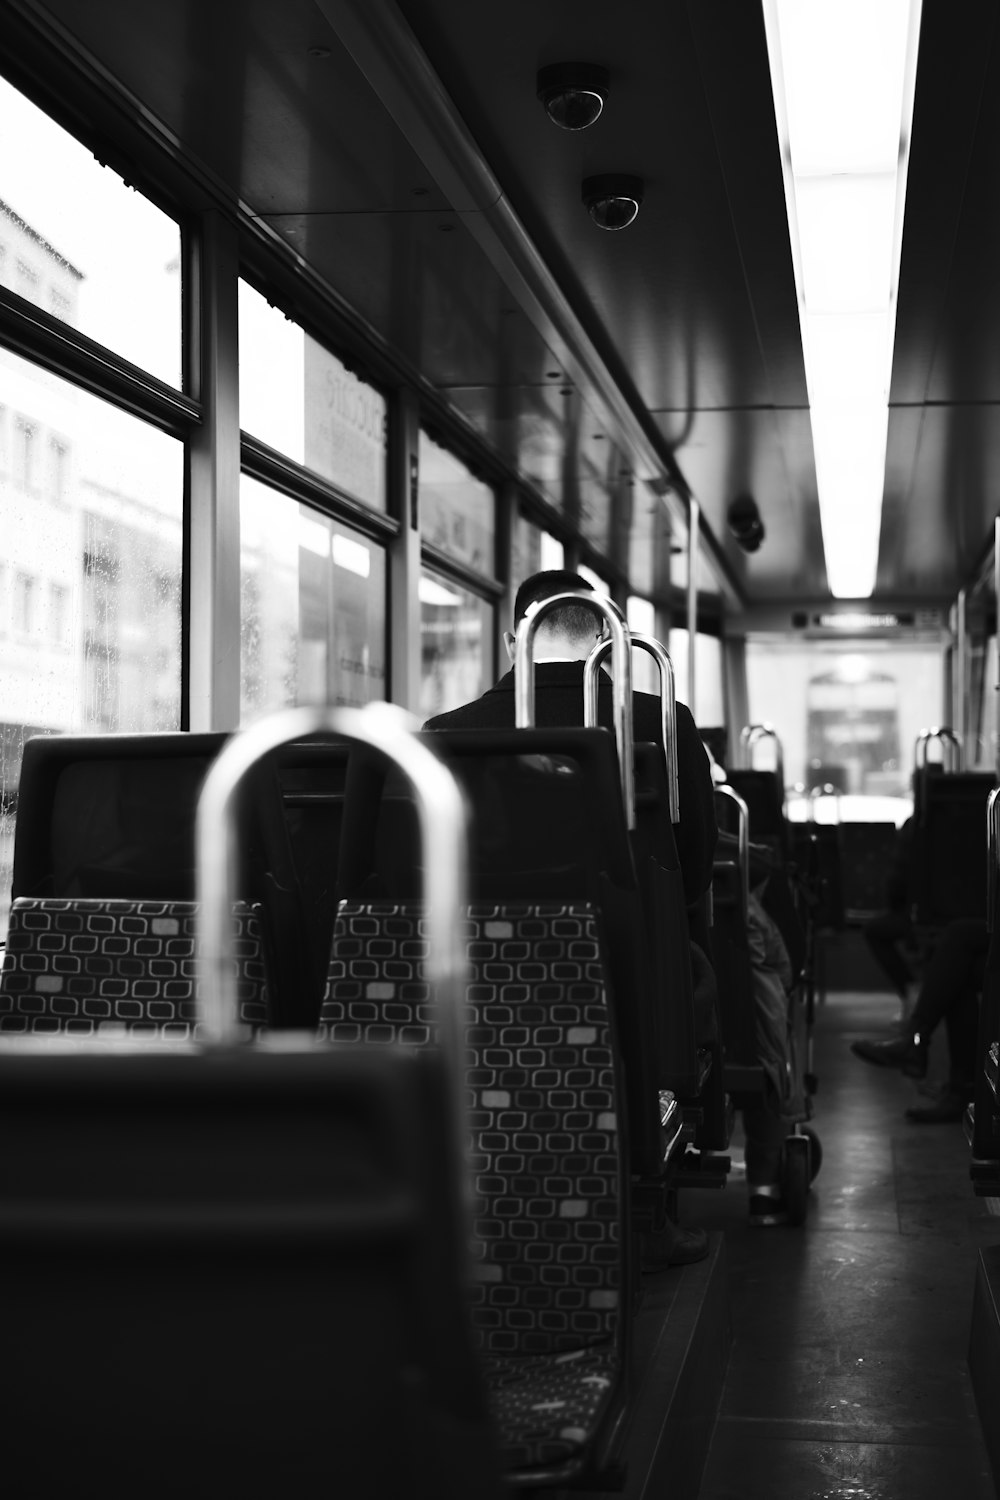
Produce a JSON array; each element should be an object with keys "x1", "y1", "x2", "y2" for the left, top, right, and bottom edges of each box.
[
  {"x1": 727, "y1": 495, "x2": 766, "y2": 553},
  {"x1": 537, "y1": 63, "x2": 609, "y2": 131},
  {"x1": 581, "y1": 174, "x2": 644, "y2": 231}
]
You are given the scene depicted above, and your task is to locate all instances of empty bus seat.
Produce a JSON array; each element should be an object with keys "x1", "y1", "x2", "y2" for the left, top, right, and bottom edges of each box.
[
  {"x1": 9, "y1": 733, "x2": 319, "y2": 1027},
  {"x1": 0, "y1": 897, "x2": 270, "y2": 1037},
  {"x1": 725, "y1": 769, "x2": 789, "y2": 860},
  {"x1": 337, "y1": 727, "x2": 689, "y2": 1184},
  {"x1": 321, "y1": 898, "x2": 631, "y2": 1487}
]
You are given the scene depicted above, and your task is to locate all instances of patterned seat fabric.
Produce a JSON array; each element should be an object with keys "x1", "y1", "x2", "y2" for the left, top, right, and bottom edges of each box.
[
  {"x1": 0, "y1": 898, "x2": 270, "y2": 1039},
  {"x1": 322, "y1": 900, "x2": 624, "y2": 1474}
]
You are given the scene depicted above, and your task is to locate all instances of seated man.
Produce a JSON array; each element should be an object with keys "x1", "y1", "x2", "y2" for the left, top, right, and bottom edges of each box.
[
  {"x1": 423, "y1": 569, "x2": 718, "y2": 908},
  {"x1": 424, "y1": 569, "x2": 718, "y2": 1265}
]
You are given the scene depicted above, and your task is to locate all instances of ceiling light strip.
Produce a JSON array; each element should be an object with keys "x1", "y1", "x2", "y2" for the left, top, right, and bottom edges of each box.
[{"x1": 762, "y1": 0, "x2": 923, "y2": 599}]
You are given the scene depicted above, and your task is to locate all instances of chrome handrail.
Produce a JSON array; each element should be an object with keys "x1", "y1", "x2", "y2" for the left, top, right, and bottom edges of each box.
[
  {"x1": 514, "y1": 590, "x2": 635, "y2": 828},
  {"x1": 584, "y1": 632, "x2": 679, "y2": 824},
  {"x1": 988, "y1": 786, "x2": 1000, "y2": 935},
  {"x1": 195, "y1": 702, "x2": 469, "y2": 1094},
  {"x1": 739, "y1": 721, "x2": 786, "y2": 796},
  {"x1": 715, "y1": 783, "x2": 750, "y2": 922},
  {"x1": 915, "y1": 726, "x2": 962, "y2": 772},
  {"x1": 808, "y1": 782, "x2": 841, "y2": 826}
]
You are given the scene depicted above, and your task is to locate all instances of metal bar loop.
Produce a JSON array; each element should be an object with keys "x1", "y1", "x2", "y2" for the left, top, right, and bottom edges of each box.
[
  {"x1": 988, "y1": 786, "x2": 1000, "y2": 935},
  {"x1": 716, "y1": 783, "x2": 750, "y2": 923},
  {"x1": 740, "y1": 722, "x2": 786, "y2": 795},
  {"x1": 515, "y1": 590, "x2": 635, "y2": 828},
  {"x1": 195, "y1": 704, "x2": 469, "y2": 1090},
  {"x1": 915, "y1": 726, "x2": 962, "y2": 772},
  {"x1": 585, "y1": 632, "x2": 679, "y2": 824}
]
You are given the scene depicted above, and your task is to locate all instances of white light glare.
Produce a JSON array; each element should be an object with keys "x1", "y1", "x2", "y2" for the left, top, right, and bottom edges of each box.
[{"x1": 763, "y1": 0, "x2": 923, "y2": 599}]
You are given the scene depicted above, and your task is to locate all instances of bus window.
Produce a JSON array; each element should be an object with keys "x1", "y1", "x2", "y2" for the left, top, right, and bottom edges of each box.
[
  {"x1": 239, "y1": 281, "x2": 388, "y2": 513},
  {"x1": 418, "y1": 431, "x2": 495, "y2": 575},
  {"x1": 0, "y1": 350, "x2": 183, "y2": 940},
  {"x1": 671, "y1": 629, "x2": 725, "y2": 729},
  {"x1": 239, "y1": 477, "x2": 387, "y2": 721},
  {"x1": 746, "y1": 640, "x2": 944, "y2": 808},
  {"x1": 419, "y1": 570, "x2": 494, "y2": 720},
  {"x1": 0, "y1": 75, "x2": 182, "y2": 387},
  {"x1": 511, "y1": 510, "x2": 564, "y2": 595}
]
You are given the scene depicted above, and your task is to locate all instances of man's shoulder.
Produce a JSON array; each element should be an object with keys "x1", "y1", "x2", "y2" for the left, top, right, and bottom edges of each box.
[{"x1": 423, "y1": 684, "x2": 512, "y2": 731}]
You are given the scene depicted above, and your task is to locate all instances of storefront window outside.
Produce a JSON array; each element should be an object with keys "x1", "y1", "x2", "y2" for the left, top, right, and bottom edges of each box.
[
  {"x1": 240, "y1": 476, "x2": 387, "y2": 721},
  {"x1": 0, "y1": 347, "x2": 183, "y2": 939},
  {"x1": 239, "y1": 281, "x2": 388, "y2": 512},
  {"x1": 419, "y1": 569, "x2": 493, "y2": 719},
  {"x1": 419, "y1": 431, "x2": 495, "y2": 574},
  {"x1": 0, "y1": 76, "x2": 182, "y2": 386}
]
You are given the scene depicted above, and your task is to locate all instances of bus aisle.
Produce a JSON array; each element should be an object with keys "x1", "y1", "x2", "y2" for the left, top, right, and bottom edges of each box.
[{"x1": 695, "y1": 945, "x2": 997, "y2": 1499}]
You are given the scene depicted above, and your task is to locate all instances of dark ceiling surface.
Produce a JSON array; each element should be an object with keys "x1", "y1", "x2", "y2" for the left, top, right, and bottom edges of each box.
[{"x1": 8, "y1": 0, "x2": 1000, "y2": 612}]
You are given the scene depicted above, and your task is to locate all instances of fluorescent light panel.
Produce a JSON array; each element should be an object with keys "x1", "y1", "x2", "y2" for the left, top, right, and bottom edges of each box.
[{"x1": 763, "y1": 0, "x2": 923, "y2": 598}]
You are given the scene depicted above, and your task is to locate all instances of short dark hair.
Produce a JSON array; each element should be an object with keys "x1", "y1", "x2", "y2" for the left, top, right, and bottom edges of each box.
[{"x1": 513, "y1": 570, "x2": 604, "y2": 635}]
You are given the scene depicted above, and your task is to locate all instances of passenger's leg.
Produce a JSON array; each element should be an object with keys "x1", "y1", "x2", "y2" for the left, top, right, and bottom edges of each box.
[
  {"x1": 905, "y1": 986, "x2": 981, "y2": 1123},
  {"x1": 743, "y1": 1104, "x2": 789, "y2": 1225},
  {"x1": 863, "y1": 909, "x2": 917, "y2": 996}
]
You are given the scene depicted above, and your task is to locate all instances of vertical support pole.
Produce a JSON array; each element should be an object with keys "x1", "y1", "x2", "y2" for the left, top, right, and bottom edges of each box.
[
  {"x1": 186, "y1": 210, "x2": 242, "y2": 732},
  {"x1": 495, "y1": 480, "x2": 516, "y2": 673},
  {"x1": 954, "y1": 586, "x2": 967, "y2": 768},
  {"x1": 686, "y1": 497, "x2": 699, "y2": 717},
  {"x1": 389, "y1": 387, "x2": 422, "y2": 710},
  {"x1": 995, "y1": 517, "x2": 1000, "y2": 775}
]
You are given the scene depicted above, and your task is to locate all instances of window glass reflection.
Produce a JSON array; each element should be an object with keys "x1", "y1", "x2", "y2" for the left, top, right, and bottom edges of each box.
[
  {"x1": 240, "y1": 477, "x2": 387, "y2": 720},
  {"x1": 511, "y1": 511, "x2": 564, "y2": 595},
  {"x1": 239, "y1": 282, "x2": 388, "y2": 512},
  {"x1": 420, "y1": 570, "x2": 493, "y2": 719},
  {"x1": 419, "y1": 431, "x2": 495, "y2": 574},
  {"x1": 0, "y1": 346, "x2": 183, "y2": 938},
  {"x1": 0, "y1": 77, "x2": 182, "y2": 385}
]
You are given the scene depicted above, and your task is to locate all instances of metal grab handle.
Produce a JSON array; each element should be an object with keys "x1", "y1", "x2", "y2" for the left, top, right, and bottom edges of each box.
[
  {"x1": 915, "y1": 726, "x2": 962, "y2": 772},
  {"x1": 808, "y1": 782, "x2": 841, "y2": 826},
  {"x1": 739, "y1": 722, "x2": 786, "y2": 794},
  {"x1": 715, "y1": 784, "x2": 749, "y2": 923},
  {"x1": 988, "y1": 787, "x2": 1000, "y2": 935},
  {"x1": 584, "y1": 633, "x2": 679, "y2": 824},
  {"x1": 514, "y1": 590, "x2": 635, "y2": 828},
  {"x1": 196, "y1": 702, "x2": 469, "y2": 1080}
]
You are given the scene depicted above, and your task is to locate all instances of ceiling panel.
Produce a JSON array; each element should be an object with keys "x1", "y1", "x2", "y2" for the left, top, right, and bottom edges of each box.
[{"x1": 13, "y1": 0, "x2": 1000, "y2": 609}]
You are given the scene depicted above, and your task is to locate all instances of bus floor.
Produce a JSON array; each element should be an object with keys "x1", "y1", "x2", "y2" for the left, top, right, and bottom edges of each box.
[{"x1": 692, "y1": 976, "x2": 999, "y2": 1500}]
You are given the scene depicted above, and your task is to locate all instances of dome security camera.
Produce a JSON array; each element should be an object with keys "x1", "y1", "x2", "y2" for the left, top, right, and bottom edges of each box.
[
  {"x1": 536, "y1": 63, "x2": 609, "y2": 131},
  {"x1": 581, "y1": 174, "x2": 644, "y2": 231},
  {"x1": 727, "y1": 495, "x2": 766, "y2": 553}
]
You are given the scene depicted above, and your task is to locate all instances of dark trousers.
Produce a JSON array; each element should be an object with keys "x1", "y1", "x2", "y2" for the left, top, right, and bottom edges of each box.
[
  {"x1": 910, "y1": 918, "x2": 989, "y2": 1089},
  {"x1": 863, "y1": 908, "x2": 916, "y2": 996}
]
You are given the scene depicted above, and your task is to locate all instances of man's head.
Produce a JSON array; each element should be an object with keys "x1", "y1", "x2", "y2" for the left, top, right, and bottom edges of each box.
[{"x1": 504, "y1": 570, "x2": 606, "y2": 663}]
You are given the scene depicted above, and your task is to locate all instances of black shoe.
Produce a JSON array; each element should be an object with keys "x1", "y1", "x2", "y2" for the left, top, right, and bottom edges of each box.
[
  {"x1": 851, "y1": 1034, "x2": 928, "y2": 1078},
  {"x1": 748, "y1": 1193, "x2": 789, "y2": 1227},
  {"x1": 641, "y1": 1223, "x2": 709, "y2": 1269},
  {"x1": 905, "y1": 1088, "x2": 971, "y2": 1124}
]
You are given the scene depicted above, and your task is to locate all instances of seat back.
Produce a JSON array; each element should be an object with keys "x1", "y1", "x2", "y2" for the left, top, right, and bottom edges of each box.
[
  {"x1": 340, "y1": 728, "x2": 666, "y2": 1177},
  {"x1": 725, "y1": 769, "x2": 789, "y2": 860},
  {"x1": 0, "y1": 897, "x2": 270, "y2": 1038},
  {"x1": 0, "y1": 1043, "x2": 501, "y2": 1499},
  {"x1": 322, "y1": 897, "x2": 630, "y2": 1480},
  {"x1": 911, "y1": 771, "x2": 995, "y2": 924},
  {"x1": 10, "y1": 733, "x2": 319, "y2": 1027}
]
